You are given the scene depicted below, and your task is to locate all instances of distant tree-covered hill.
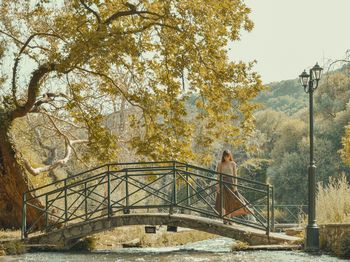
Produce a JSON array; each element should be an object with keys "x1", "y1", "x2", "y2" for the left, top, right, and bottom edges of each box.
[
  {"x1": 251, "y1": 65, "x2": 350, "y2": 204},
  {"x1": 255, "y1": 79, "x2": 308, "y2": 115}
]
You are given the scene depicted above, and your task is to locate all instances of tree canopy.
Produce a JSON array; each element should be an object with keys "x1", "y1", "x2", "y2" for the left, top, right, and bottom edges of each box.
[{"x1": 0, "y1": 0, "x2": 264, "y2": 173}]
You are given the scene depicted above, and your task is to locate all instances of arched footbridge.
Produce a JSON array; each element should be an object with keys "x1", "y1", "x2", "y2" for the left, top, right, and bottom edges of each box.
[{"x1": 21, "y1": 161, "x2": 300, "y2": 248}]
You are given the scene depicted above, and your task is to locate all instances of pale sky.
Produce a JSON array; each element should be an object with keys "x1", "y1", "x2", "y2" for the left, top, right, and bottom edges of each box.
[{"x1": 230, "y1": 0, "x2": 350, "y2": 84}]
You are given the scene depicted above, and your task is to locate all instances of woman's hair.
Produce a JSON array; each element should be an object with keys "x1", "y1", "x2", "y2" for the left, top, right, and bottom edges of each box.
[{"x1": 221, "y1": 149, "x2": 233, "y2": 162}]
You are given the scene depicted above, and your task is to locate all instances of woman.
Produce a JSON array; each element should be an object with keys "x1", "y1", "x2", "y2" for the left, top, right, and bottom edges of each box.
[{"x1": 215, "y1": 150, "x2": 251, "y2": 224}]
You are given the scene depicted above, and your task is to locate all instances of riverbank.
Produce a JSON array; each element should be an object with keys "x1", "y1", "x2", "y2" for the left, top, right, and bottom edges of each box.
[
  {"x1": 0, "y1": 226, "x2": 215, "y2": 255},
  {"x1": 0, "y1": 230, "x2": 25, "y2": 256},
  {"x1": 5, "y1": 237, "x2": 344, "y2": 262}
]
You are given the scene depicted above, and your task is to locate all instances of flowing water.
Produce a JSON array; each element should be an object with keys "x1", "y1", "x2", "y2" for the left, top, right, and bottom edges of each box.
[{"x1": 1, "y1": 237, "x2": 342, "y2": 262}]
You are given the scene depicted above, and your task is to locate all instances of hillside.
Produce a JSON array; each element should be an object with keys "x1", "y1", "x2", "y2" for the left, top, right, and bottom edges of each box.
[{"x1": 255, "y1": 79, "x2": 308, "y2": 115}]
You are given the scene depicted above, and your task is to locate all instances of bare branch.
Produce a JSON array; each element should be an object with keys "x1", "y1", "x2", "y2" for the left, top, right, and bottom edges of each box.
[
  {"x1": 39, "y1": 111, "x2": 84, "y2": 129},
  {"x1": 23, "y1": 138, "x2": 88, "y2": 176},
  {"x1": 0, "y1": 29, "x2": 51, "y2": 52},
  {"x1": 30, "y1": 92, "x2": 69, "y2": 112},
  {"x1": 17, "y1": 33, "x2": 62, "y2": 56},
  {"x1": 26, "y1": 115, "x2": 55, "y2": 152},
  {"x1": 23, "y1": 111, "x2": 88, "y2": 175},
  {"x1": 326, "y1": 59, "x2": 350, "y2": 74},
  {"x1": 74, "y1": 66, "x2": 146, "y2": 111}
]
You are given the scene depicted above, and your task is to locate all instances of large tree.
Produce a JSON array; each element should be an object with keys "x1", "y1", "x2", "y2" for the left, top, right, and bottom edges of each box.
[{"x1": 0, "y1": 0, "x2": 263, "y2": 228}]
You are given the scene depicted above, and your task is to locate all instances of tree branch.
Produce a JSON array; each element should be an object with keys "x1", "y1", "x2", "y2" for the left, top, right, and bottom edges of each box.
[
  {"x1": 104, "y1": 5, "x2": 162, "y2": 25},
  {"x1": 30, "y1": 92, "x2": 69, "y2": 112},
  {"x1": 0, "y1": 29, "x2": 51, "y2": 52},
  {"x1": 79, "y1": 0, "x2": 101, "y2": 26},
  {"x1": 11, "y1": 33, "x2": 59, "y2": 108},
  {"x1": 74, "y1": 66, "x2": 146, "y2": 111},
  {"x1": 38, "y1": 111, "x2": 84, "y2": 129},
  {"x1": 10, "y1": 63, "x2": 56, "y2": 119},
  {"x1": 23, "y1": 138, "x2": 88, "y2": 176},
  {"x1": 24, "y1": 111, "x2": 88, "y2": 175}
]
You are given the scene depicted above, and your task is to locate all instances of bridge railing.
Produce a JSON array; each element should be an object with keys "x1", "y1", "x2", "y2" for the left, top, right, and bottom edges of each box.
[
  {"x1": 21, "y1": 161, "x2": 274, "y2": 238},
  {"x1": 255, "y1": 204, "x2": 307, "y2": 229}
]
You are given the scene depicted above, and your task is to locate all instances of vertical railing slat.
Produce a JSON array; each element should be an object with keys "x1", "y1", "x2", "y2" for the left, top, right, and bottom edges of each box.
[
  {"x1": 125, "y1": 170, "x2": 129, "y2": 214},
  {"x1": 220, "y1": 173, "x2": 223, "y2": 218},
  {"x1": 186, "y1": 165, "x2": 190, "y2": 207},
  {"x1": 267, "y1": 185, "x2": 270, "y2": 236},
  {"x1": 84, "y1": 181, "x2": 88, "y2": 220},
  {"x1": 173, "y1": 161, "x2": 177, "y2": 206},
  {"x1": 107, "y1": 171, "x2": 111, "y2": 218},
  {"x1": 64, "y1": 180, "x2": 68, "y2": 222},
  {"x1": 271, "y1": 186, "x2": 275, "y2": 232},
  {"x1": 21, "y1": 193, "x2": 26, "y2": 239},
  {"x1": 45, "y1": 194, "x2": 48, "y2": 232}
]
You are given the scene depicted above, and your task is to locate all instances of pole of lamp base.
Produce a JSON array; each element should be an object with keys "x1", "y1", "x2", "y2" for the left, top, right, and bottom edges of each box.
[
  {"x1": 305, "y1": 164, "x2": 319, "y2": 251},
  {"x1": 306, "y1": 225, "x2": 319, "y2": 251}
]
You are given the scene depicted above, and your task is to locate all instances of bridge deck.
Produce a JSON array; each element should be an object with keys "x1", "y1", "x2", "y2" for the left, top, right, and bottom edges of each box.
[{"x1": 27, "y1": 213, "x2": 300, "y2": 249}]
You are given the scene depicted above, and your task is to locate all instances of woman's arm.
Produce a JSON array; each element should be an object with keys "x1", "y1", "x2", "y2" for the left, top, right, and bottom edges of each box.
[{"x1": 232, "y1": 162, "x2": 238, "y2": 192}]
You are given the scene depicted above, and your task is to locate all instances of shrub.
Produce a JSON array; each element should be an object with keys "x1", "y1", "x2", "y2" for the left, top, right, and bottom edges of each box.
[
  {"x1": 2, "y1": 240, "x2": 27, "y2": 255},
  {"x1": 316, "y1": 174, "x2": 350, "y2": 224}
]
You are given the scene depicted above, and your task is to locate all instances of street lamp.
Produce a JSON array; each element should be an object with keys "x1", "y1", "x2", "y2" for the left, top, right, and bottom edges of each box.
[{"x1": 299, "y1": 62, "x2": 323, "y2": 251}]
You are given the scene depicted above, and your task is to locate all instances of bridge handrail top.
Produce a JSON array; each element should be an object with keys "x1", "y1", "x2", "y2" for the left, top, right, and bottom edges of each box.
[
  {"x1": 178, "y1": 165, "x2": 270, "y2": 187},
  {"x1": 24, "y1": 160, "x2": 271, "y2": 196},
  {"x1": 24, "y1": 163, "x2": 110, "y2": 195},
  {"x1": 255, "y1": 204, "x2": 308, "y2": 207},
  {"x1": 24, "y1": 161, "x2": 178, "y2": 195},
  {"x1": 30, "y1": 169, "x2": 177, "y2": 200},
  {"x1": 175, "y1": 168, "x2": 269, "y2": 188}
]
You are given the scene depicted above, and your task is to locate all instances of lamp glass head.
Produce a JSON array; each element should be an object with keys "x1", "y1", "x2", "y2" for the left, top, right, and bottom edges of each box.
[
  {"x1": 311, "y1": 63, "x2": 323, "y2": 81},
  {"x1": 299, "y1": 70, "x2": 310, "y2": 88}
]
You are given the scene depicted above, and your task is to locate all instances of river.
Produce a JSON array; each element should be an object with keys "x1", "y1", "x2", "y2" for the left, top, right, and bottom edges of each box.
[{"x1": 1, "y1": 237, "x2": 342, "y2": 262}]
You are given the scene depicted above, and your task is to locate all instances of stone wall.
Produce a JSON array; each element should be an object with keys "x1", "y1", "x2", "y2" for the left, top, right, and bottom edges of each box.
[{"x1": 319, "y1": 223, "x2": 350, "y2": 256}]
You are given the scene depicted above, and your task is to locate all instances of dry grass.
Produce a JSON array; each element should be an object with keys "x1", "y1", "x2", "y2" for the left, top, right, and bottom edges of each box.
[
  {"x1": 0, "y1": 230, "x2": 21, "y2": 241},
  {"x1": 231, "y1": 241, "x2": 249, "y2": 251},
  {"x1": 298, "y1": 174, "x2": 350, "y2": 226},
  {"x1": 316, "y1": 174, "x2": 350, "y2": 224}
]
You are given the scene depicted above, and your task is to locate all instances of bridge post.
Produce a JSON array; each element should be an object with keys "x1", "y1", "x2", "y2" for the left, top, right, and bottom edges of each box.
[
  {"x1": 45, "y1": 194, "x2": 48, "y2": 232},
  {"x1": 107, "y1": 171, "x2": 111, "y2": 218},
  {"x1": 84, "y1": 182, "x2": 88, "y2": 220},
  {"x1": 64, "y1": 180, "x2": 68, "y2": 222},
  {"x1": 124, "y1": 170, "x2": 130, "y2": 214},
  {"x1": 271, "y1": 186, "x2": 275, "y2": 232},
  {"x1": 267, "y1": 185, "x2": 270, "y2": 236},
  {"x1": 21, "y1": 193, "x2": 27, "y2": 239},
  {"x1": 220, "y1": 173, "x2": 223, "y2": 218},
  {"x1": 173, "y1": 161, "x2": 177, "y2": 206},
  {"x1": 186, "y1": 165, "x2": 190, "y2": 207}
]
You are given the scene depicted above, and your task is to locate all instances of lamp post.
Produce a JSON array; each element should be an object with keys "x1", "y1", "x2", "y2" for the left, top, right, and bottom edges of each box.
[{"x1": 299, "y1": 62, "x2": 323, "y2": 251}]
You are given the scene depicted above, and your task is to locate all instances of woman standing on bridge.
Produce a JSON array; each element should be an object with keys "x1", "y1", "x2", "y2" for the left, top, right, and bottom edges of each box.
[{"x1": 215, "y1": 150, "x2": 251, "y2": 224}]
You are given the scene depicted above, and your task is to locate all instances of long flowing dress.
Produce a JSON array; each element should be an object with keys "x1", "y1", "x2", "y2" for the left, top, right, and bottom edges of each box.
[{"x1": 215, "y1": 161, "x2": 251, "y2": 217}]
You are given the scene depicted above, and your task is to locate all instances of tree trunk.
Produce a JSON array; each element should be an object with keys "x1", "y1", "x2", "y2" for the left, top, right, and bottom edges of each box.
[{"x1": 0, "y1": 124, "x2": 43, "y2": 229}]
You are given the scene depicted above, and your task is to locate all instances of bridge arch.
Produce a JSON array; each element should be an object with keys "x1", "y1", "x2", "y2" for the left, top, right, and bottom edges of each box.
[{"x1": 27, "y1": 213, "x2": 299, "y2": 249}]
